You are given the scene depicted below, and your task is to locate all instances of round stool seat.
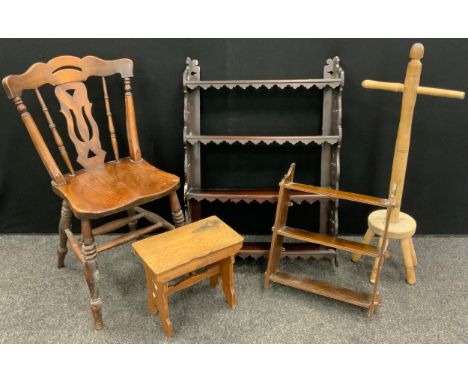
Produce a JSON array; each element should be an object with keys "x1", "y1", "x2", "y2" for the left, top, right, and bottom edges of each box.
[{"x1": 368, "y1": 209, "x2": 416, "y2": 239}]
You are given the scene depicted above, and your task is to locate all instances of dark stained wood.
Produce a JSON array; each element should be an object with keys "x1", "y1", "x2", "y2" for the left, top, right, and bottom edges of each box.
[
  {"x1": 285, "y1": 182, "x2": 392, "y2": 207},
  {"x1": 96, "y1": 223, "x2": 162, "y2": 253},
  {"x1": 102, "y1": 77, "x2": 120, "y2": 161},
  {"x1": 55, "y1": 81, "x2": 106, "y2": 170},
  {"x1": 35, "y1": 88, "x2": 75, "y2": 175},
  {"x1": 186, "y1": 188, "x2": 329, "y2": 204},
  {"x1": 265, "y1": 163, "x2": 396, "y2": 317},
  {"x1": 53, "y1": 158, "x2": 180, "y2": 219},
  {"x1": 269, "y1": 272, "x2": 378, "y2": 308},
  {"x1": 3, "y1": 55, "x2": 133, "y2": 98},
  {"x1": 2, "y1": 55, "x2": 186, "y2": 330},
  {"x1": 278, "y1": 226, "x2": 390, "y2": 258}
]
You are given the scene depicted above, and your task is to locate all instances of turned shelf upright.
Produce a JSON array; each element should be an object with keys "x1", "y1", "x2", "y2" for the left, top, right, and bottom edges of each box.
[{"x1": 182, "y1": 57, "x2": 344, "y2": 258}]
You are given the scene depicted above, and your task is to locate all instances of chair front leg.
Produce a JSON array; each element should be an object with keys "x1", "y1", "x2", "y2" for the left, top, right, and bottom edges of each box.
[
  {"x1": 81, "y1": 219, "x2": 103, "y2": 330},
  {"x1": 169, "y1": 191, "x2": 185, "y2": 228},
  {"x1": 57, "y1": 200, "x2": 72, "y2": 268}
]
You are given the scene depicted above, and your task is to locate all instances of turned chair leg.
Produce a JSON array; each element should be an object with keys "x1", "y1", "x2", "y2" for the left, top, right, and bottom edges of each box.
[
  {"x1": 127, "y1": 209, "x2": 137, "y2": 232},
  {"x1": 81, "y1": 220, "x2": 103, "y2": 330},
  {"x1": 351, "y1": 228, "x2": 374, "y2": 263},
  {"x1": 169, "y1": 192, "x2": 185, "y2": 228},
  {"x1": 57, "y1": 200, "x2": 72, "y2": 268}
]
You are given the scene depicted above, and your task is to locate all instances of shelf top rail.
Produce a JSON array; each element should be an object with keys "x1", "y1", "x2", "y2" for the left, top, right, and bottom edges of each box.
[
  {"x1": 183, "y1": 56, "x2": 344, "y2": 91},
  {"x1": 184, "y1": 134, "x2": 340, "y2": 146}
]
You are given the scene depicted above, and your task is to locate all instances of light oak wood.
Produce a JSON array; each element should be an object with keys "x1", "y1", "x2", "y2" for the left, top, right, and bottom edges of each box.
[
  {"x1": 362, "y1": 80, "x2": 465, "y2": 99},
  {"x1": 354, "y1": 43, "x2": 464, "y2": 286},
  {"x1": 132, "y1": 216, "x2": 243, "y2": 337}
]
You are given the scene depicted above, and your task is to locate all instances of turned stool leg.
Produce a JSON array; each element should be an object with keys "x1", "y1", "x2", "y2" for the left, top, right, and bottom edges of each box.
[
  {"x1": 57, "y1": 200, "x2": 72, "y2": 268},
  {"x1": 409, "y1": 237, "x2": 417, "y2": 266},
  {"x1": 127, "y1": 209, "x2": 137, "y2": 232},
  {"x1": 401, "y1": 238, "x2": 416, "y2": 284},
  {"x1": 370, "y1": 237, "x2": 389, "y2": 284},
  {"x1": 219, "y1": 256, "x2": 237, "y2": 308},
  {"x1": 351, "y1": 228, "x2": 375, "y2": 263},
  {"x1": 81, "y1": 220, "x2": 103, "y2": 330},
  {"x1": 154, "y1": 280, "x2": 173, "y2": 337},
  {"x1": 142, "y1": 263, "x2": 158, "y2": 315},
  {"x1": 169, "y1": 192, "x2": 185, "y2": 228}
]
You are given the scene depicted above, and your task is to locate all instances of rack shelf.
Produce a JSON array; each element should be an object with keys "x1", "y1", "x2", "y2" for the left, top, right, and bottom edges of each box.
[
  {"x1": 184, "y1": 134, "x2": 340, "y2": 146},
  {"x1": 186, "y1": 188, "x2": 331, "y2": 204},
  {"x1": 184, "y1": 78, "x2": 342, "y2": 91},
  {"x1": 182, "y1": 56, "x2": 344, "y2": 258}
]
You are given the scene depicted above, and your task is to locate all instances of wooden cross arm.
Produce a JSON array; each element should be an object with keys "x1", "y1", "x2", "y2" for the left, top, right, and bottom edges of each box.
[{"x1": 362, "y1": 79, "x2": 465, "y2": 100}]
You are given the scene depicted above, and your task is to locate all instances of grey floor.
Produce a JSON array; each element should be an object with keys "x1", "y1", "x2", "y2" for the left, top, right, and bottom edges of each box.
[{"x1": 0, "y1": 234, "x2": 466, "y2": 343}]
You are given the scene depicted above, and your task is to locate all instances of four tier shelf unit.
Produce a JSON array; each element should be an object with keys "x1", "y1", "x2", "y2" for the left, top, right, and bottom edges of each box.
[{"x1": 182, "y1": 57, "x2": 344, "y2": 258}]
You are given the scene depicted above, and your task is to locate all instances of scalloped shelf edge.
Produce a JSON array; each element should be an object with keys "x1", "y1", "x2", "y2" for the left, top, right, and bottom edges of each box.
[
  {"x1": 185, "y1": 136, "x2": 340, "y2": 146},
  {"x1": 184, "y1": 81, "x2": 341, "y2": 91}
]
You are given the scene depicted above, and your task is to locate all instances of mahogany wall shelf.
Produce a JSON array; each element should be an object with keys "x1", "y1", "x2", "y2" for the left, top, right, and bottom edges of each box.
[{"x1": 182, "y1": 57, "x2": 344, "y2": 258}]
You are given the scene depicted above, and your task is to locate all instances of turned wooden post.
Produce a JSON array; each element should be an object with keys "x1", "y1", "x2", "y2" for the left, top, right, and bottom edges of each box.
[
  {"x1": 12, "y1": 96, "x2": 66, "y2": 185},
  {"x1": 81, "y1": 220, "x2": 103, "y2": 330},
  {"x1": 35, "y1": 88, "x2": 75, "y2": 175},
  {"x1": 124, "y1": 77, "x2": 141, "y2": 162},
  {"x1": 102, "y1": 77, "x2": 120, "y2": 162},
  {"x1": 169, "y1": 192, "x2": 185, "y2": 227}
]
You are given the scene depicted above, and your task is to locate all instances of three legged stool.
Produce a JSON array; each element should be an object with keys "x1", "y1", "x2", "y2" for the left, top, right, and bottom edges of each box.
[
  {"x1": 132, "y1": 216, "x2": 243, "y2": 337},
  {"x1": 352, "y1": 209, "x2": 417, "y2": 284}
]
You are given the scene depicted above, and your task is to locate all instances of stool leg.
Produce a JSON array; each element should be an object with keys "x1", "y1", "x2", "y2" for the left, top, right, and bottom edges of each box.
[
  {"x1": 409, "y1": 237, "x2": 417, "y2": 267},
  {"x1": 401, "y1": 238, "x2": 416, "y2": 285},
  {"x1": 142, "y1": 263, "x2": 158, "y2": 315},
  {"x1": 351, "y1": 228, "x2": 374, "y2": 263},
  {"x1": 155, "y1": 280, "x2": 173, "y2": 337},
  {"x1": 219, "y1": 256, "x2": 237, "y2": 308},
  {"x1": 210, "y1": 275, "x2": 219, "y2": 288},
  {"x1": 370, "y1": 237, "x2": 389, "y2": 284}
]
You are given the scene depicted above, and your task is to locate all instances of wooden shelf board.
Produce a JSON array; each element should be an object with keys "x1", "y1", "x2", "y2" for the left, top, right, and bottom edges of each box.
[
  {"x1": 184, "y1": 78, "x2": 342, "y2": 90},
  {"x1": 185, "y1": 135, "x2": 340, "y2": 146},
  {"x1": 238, "y1": 242, "x2": 336, "y2": 258},
  {"x1": 278, "y1": 226, "x2": 389, "y2": 258},
  {"x1": 186, "y1": 188, "x2": 331, "y2": 204},
  {"x1": 285, "y1": 182, "x2": 391, "y2": 207},
  {"x1": 269, "y1": 271, "x2": 376, "y2": 308}
]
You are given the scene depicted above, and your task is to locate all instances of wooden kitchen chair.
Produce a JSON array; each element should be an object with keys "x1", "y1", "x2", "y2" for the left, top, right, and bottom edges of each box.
[{"x1": 2, "y1": 55, "x2": 185, "y2": 330}]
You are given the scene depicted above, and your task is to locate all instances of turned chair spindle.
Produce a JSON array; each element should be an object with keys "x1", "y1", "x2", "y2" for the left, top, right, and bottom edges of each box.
[{"x1": 101, "y1": 77, "x2": 119, "y2": 162}]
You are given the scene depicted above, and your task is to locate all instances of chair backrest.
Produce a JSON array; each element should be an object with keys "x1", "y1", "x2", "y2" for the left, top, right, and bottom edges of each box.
[{"x1": 2, "y1": 55, "x2": 142, "y2": 185}]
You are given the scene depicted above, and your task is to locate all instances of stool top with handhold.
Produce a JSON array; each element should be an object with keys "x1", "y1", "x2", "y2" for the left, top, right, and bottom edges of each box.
[
  {"x1": 132, "y1": 215, "x2": 243, "y2": 276},
  {"x1": 368, "y1": 209, "x2": 416, "y2": 239}
]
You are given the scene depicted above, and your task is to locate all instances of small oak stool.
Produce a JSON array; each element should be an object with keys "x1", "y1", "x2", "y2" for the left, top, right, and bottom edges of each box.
[
  {"x1": 132, "y1": 216, "x2": 243, "y2": 337},
  {"x1": 352, "y1": 210, "x2": 417, "y2": 284}
]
